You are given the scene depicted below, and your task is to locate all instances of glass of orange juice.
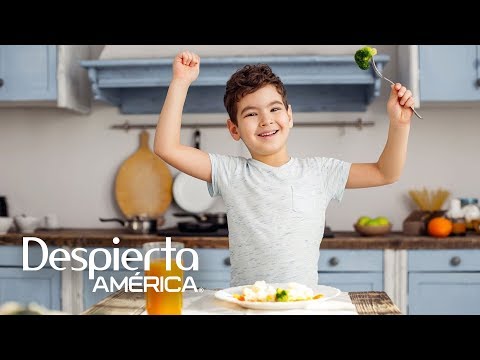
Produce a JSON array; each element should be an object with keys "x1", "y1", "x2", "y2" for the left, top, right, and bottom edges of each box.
[{"x1": 143, "y1": 241, "x2": 184, "y2": 315}]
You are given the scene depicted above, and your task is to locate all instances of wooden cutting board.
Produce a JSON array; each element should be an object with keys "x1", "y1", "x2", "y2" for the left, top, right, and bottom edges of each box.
[{"x1": 115, "y1": 130, "x2": 172, "y2": 218}]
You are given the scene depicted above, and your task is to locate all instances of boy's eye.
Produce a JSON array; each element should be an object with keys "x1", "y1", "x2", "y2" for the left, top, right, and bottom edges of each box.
[
  {"x1": 271, "y1": 107, "x2": 281, "y2": 112},
  {"x1": 246, "y1": 113, "x2": 257, "y2": 117}
]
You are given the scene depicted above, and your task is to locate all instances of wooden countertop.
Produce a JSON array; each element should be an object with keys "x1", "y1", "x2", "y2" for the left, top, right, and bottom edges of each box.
[
  {"x1": 2, "y1": 228, "x2": 480, "y2": 249},
  {"x1": 82, "y1": 290, "x2": 401, "y2": 315}
]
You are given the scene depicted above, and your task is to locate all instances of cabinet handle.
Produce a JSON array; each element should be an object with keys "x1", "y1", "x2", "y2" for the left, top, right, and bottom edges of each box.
[
  {"x1": 224, "y1": 257, "x2": 231, "y2": 266},
  {"x1": 450, "y1": 256, "x2": 461, "y2": 266},
  {"x1": 328, "y1": 257, "x2": 339, "y2": 267},
  {"x1": 0, "y1": 78, "x2": 4, "y2": 87}
]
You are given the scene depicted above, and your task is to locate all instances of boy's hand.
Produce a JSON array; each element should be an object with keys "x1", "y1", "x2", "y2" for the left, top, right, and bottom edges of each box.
[
  {"x1": 387, "y1": 83, "x2": 415, "y2": 127},
  {"x1": 172, "y1": 51, "x2": 200, "y2": 85}
]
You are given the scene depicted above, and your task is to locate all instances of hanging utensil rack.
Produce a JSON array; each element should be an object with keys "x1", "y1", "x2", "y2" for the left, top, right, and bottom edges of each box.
[{"x1": 110, "y1": 119, "x2": 374, "y2": 132}]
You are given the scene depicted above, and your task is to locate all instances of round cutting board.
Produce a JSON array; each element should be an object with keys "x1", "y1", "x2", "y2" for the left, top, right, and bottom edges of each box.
[{"x1": 115, "y1": 130, "x2": 173, "y2": 218}]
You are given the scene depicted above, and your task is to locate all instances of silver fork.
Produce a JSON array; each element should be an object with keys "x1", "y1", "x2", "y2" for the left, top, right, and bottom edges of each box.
[{"x1": 371, "y1": 58, "x2": 423, "y2": 119}]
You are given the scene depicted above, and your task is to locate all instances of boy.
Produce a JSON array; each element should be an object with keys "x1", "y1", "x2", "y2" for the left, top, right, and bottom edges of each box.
[{"x1": 154, "y1": 51, "x2": 414, "y2": 287}]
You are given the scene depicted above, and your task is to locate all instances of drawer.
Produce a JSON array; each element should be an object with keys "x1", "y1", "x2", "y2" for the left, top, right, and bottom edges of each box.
[
  {"x1": 185, "y1": 249, "x2": 231, "y2": 272},
  {"x1": 408, "y1": 272, "x2": 480, "y2": 314},
  {"x1": 318, "y1": 250, "x2": 383, "y2": 272},
  {"x1": 187, "y1": 270, "x2": 230, "y2": 282},
  {"x1": 408, "y1": 250, "x2": 480, "y2": 271},
  {"x1": 0, "y1": 245, "x2": 60, "y2": 268}
]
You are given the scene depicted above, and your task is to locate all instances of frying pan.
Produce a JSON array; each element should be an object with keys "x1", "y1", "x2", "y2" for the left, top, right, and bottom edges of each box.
[
  {"x1": 177, "y1": 221, "x2": 218, "y2": 233},
  {"x1": 174, "y1": 212, "x2": 227, "y2": 228},
  {"x1": 99, "y1": 216, "x2": 163, "y2": 234},
  {"x1": 172, "y1": 129, "x2": 215, "y2": 213}
]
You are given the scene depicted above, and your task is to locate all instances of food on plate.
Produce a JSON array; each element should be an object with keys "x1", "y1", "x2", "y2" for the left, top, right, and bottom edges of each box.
[
  {"x1": 232, "y1": 281, "x2": 324, "y2": 302},
  {"x1": 0, "y1": 301, "x2": 67, "y2": 315},
  {"x1": 354, "y1": 46, "x2": 377, "y2": 70}
]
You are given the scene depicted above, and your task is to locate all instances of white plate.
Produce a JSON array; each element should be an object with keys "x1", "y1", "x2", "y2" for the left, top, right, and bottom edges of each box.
[
  {"x1": 214, "y1": 283, "x2": 341, "y2": 310},
  {"x1": 172, "y1": 172, "x2": 215, "y2": 213}
]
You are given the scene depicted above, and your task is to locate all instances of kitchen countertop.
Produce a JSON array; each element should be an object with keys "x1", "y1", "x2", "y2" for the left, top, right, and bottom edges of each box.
[
  {"x1": 2, "y1": 228, "x2": 480, "y2": 249},
  {"x1": 81, "y1": 289, "x2": 402, "y2": 315}
]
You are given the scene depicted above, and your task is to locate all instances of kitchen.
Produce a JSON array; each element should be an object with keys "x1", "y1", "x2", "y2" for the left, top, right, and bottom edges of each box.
[{"x1": 1, "y1": 45, "x2": 480, "y2": 315}]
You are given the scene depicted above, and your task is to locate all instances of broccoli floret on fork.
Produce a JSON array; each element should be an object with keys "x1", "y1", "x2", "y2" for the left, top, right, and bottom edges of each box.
[{"x1": 354, "y1": 46, "x2": 378, "y2": 70}]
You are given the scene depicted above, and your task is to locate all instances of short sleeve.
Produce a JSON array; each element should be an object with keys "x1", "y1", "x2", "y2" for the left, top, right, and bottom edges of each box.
[
  {"x1": 207, "y1": 153, "x2": 241, "y2": 197},
  {"x1": 318, "y1": 157, "x2": 352, "y2": 202}
]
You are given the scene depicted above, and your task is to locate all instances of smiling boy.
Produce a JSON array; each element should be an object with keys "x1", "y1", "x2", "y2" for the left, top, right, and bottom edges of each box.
[{"x1": 154, "y1": 51, "x2": 414, "y2": 287}]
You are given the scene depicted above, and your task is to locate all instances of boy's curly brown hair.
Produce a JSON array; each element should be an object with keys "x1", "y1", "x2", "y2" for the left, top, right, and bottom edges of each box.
[{"x1": 223, "y1": 64, "x2": 288, "y2": 125}]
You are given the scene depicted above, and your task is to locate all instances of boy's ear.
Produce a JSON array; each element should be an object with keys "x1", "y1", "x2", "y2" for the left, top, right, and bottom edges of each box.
[
  {"x1": 227, "y1": 119, "x2": 241, "y2": 141},
  {"x1": 288, "y1": 104, "x2": 293, "y2": 128}
]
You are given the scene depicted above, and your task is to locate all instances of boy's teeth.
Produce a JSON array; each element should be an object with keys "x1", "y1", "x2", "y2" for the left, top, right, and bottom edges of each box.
[{"x1": 260, "y1": 131, "x2": 276, "y2": 137}]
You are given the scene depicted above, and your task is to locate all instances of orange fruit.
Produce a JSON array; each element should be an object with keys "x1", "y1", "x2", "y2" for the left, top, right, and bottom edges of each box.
[{"x1": 427, "y1": 217, "x2": 453, "y2": 237}]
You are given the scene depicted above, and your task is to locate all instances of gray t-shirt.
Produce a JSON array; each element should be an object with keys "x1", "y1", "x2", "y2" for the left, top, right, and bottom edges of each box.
[{"x1": 207, "y1": 154, "x2": 351, "y2": 287}]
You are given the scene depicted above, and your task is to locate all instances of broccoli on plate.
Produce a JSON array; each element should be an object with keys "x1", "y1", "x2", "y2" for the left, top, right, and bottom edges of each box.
[{"x1": 275, "y1": 288, "x2": 289, "y2": 302}]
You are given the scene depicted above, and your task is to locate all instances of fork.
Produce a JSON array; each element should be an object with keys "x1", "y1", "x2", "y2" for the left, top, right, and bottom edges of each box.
[{"x1": 371, "y1": 58, "x2": 423, "y2": 119}]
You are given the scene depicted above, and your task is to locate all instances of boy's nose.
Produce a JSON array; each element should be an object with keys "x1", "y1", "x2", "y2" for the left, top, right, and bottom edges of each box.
[{"x1": 260, "y1": 117, "x2": 274, "y2": 127}]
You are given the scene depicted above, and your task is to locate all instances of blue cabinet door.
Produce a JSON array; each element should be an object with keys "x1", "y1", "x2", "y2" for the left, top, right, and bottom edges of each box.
[
  {"x1": 318, "y1": 250, "x2": 384, "y2": 292},
  {"x1": 185, "y1": 270, "x2": 230, "y2": 290},
  {"x1": 419, "y1": 45, "x2": 480, "y2": 101},
  {"x1": 0, "y1": 245, "x2": 62, "y2": 311},
  {"x1": 409, "y1": 273, "x2": 480, "y2": 315},
  {"x1": 185, "y1": 248, "x2": 231, "y2": 290},
  {"x1": 318, "y1": 273, "x2": 383, "y2": 292},
  {"x1": 0, "y1": 268, "x2": 61, "y2": 310},
  {"x1": 0, "y1": 45, "x2": 57, "y2": 101}
]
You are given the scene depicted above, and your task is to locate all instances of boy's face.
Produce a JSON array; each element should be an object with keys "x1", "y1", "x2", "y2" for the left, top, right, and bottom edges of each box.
[{"x1": 227, "y1": 85, "x2": 293, "y2": 157}]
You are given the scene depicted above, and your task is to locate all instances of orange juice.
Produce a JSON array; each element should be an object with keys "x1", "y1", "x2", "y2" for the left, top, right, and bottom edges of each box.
[{"x1": 145, "y1": 258, "x2": 183, "y2": 315}]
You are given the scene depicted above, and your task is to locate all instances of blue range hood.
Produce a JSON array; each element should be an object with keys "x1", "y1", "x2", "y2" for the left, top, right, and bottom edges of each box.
[{"x1": 81, "y1": 55, "x2": 389, "y2": 114}]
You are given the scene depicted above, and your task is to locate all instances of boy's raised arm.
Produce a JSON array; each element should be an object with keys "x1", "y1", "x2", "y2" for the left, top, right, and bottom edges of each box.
[
  {"x1": 154, "y1": 51, "x2": 212, "y2": 182},
  {"x1": 346, "y1": 82, "x2": 414, "y2": 189}
]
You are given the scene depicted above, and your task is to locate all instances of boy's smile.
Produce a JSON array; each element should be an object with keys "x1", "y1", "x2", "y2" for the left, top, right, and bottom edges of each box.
[{"x1": 227, "y1": 85, "x2": 293, "y2": 165}]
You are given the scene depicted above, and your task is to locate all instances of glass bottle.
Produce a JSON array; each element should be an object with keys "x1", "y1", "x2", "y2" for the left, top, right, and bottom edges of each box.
[{"x1": 451, "y1": 217, "x2": 466, "y2": 236}]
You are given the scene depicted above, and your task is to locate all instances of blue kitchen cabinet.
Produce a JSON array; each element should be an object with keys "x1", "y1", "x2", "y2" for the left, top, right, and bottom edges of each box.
[
  {"x1": 419, "y1": 45, "x2": 480, "y2": 102},
  {"x1": 186, "y1": 249, "x2": 385, "y2": 292},
  {"x1": 408, "y1": 250, "x2": 480, "y2": 314},
  {"x1": 0, "y1": 268, "x2": 61, "y2": 310},
  {"x1": 0, "y1": 245, "x2": 61, "y2": 310},
  {"x1": 318, "y1": 250, "x2": 384, "y2": 292},
  {"x1": 0, "y1": 45, "x2": 57, "y2": 101},
  {"x1": 185, "y1": 248, "x2": 231, "y2": 290},
  {"x1": 0, "y1": 45, "x2": 91, "y2": 113}
]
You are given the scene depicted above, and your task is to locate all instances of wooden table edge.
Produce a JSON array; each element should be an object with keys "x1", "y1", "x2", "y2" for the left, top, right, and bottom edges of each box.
[{"x1": 82, "y1": 290, "x2": 402, "y2": 315}]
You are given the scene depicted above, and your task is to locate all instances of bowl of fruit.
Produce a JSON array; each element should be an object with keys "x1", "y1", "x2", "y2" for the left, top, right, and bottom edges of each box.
[{"x1": 354, "y1": 216, "x2": 392, "y2": 236}]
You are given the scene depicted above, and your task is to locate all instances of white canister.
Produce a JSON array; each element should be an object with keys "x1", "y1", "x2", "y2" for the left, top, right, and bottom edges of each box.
[{"x1": 44, "y1": 214, "x2": 60, "y2": 229}]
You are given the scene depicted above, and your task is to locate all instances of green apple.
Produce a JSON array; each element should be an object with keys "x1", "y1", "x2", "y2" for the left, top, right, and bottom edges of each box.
[
  {"x1": 366, "y1": 219, "x2": 382, "y2": 226},
  {"x1": 374, "y1": 216, "x2": 390, "y2": 226},
  {"x1": 366, "y1": 217, "x2": 390, "y2": 226},
  {"x1": 356, "y1": 216, "x2": 371, "y2": 226}
]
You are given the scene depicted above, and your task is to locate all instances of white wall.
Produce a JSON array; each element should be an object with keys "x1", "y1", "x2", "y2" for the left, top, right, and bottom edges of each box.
[
  {"x1": 1, "y1": 45, "x2": 479, "y2": 231},
  {"x1": 100, "y1": 45, "x2": 363, "y2": 59}
]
